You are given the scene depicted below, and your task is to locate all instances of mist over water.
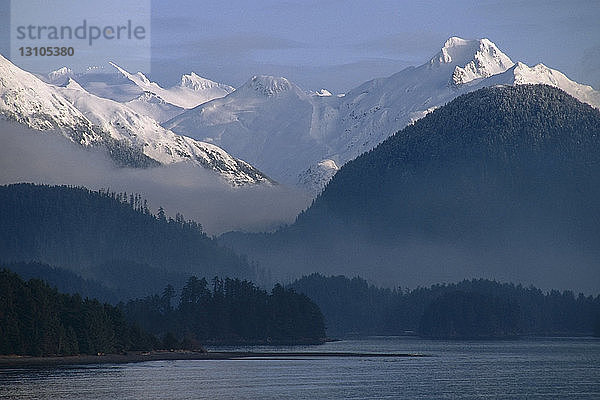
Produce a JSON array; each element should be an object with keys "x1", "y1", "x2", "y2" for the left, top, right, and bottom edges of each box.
[{"x1": 0, "y1": 121, "x2": 311, "y2": 234}]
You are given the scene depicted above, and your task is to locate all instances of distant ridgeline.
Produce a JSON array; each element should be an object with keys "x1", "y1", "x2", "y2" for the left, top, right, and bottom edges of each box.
[
  {"x1": 121, "y1": 276, "x2": 326, "y2": 345},
  {"x1": 0, "y1": 183, "x2": 258, "y2": 299},
  {"x1": 2, "y1": 261, "x2": 119, "y2": 303},
  {"x1": 290, "y1": 274, "x2": 600, "y2": 339}
]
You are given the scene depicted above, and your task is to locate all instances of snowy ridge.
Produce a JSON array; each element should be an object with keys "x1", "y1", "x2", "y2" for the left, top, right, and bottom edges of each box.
[
  {"x1": 110, "y1": 62, "x2": 234, "y2": 109},
  {"x1": 57, "y1": 79, "x2": 271, "y2": 185},
  {"x1": 485, "y1": 62, "x2": 600, "y2": 108},
  {"x1": 180, "y1": 72, "x2": 230, "y2": 91},
  {"x1": 165, "y1": 74, "x2": 328, "y2": 185},
  {"x1": 125, "y1": 92, "x2": 184, "y2": 123},
  {"x1": 0, "y1": 54, "x2": 271, "y2": 186},
  {"x1": 47, "y1": 66, "x2": 75, "y2": 86},
  {"x1": 0, "y1": 54, "x2": 100, "y2": 145}
]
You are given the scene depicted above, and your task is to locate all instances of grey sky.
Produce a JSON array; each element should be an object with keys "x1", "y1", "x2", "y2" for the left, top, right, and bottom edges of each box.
[
  {"x1": 2, "y1": 0, "x2": 599, "y2": 92},
  {"x1": 149, "y1": 0, "x2": 600, "y2": 92}
]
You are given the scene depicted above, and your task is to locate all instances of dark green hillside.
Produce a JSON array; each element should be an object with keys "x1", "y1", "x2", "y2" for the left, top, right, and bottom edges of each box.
[
  {"x1": 0, "y1": 184, "x2": 254, "y2": 296},
  {"x1": 223, "y1": 85, "x2": 600, "y2": 291},
  {"x1": 311, "y1": 84, "x2": 600, "y2": 236},
  {"x1": 3, "y1": 261, "x2": 117, "y2": 303}
]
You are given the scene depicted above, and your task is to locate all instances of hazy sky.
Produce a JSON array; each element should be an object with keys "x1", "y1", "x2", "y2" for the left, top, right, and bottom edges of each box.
[
  {"x1": 149, "y1": 0, "x2": 600, "y2": 92},
  {"x1": 1, "y1": 0, "x2": 598, "y2": 92}
]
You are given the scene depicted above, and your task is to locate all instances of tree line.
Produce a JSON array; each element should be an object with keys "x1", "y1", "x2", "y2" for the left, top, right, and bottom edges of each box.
[
  {"x1": 121, "y1": 276, "x2": 326, "y2": 346},
  {"x1": 290, "y1": 274, "x2": 600, "y2": 338},
  {"x1": 0, "y1": 269, "x2": 327, "y2": 356},
  {"x1": 0, "y1": 269, "x2": 157, "y2": 356}
]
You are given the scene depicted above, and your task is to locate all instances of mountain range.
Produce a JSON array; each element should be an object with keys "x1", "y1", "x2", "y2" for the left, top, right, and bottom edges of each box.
[
  {"x1": 2, "y1": 37, "x2": 599, "y2": 193},
  {"x1": 222, "y1": 84, "x2": 600, "y2": 292},
  {"x1": 1, "y1": 36, "x2": 599, "y2": 293},
  {"x1": 0, "y1": 54, "x2": 270, "y2": 186},
  {"x1": 165, "y1": 37, "x2": 600, "y2": 191}
]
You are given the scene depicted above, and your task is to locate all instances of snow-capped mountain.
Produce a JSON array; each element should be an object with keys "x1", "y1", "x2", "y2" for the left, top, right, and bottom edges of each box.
[
  {"x1": 164, "y1": 37, "x2": 600, "y2": 191},
  {"x1": 46, "y1": 67, "x2": 76, "y2": 86},
  {"x1": 45, "y1": 65, "x2": 144, "y2": 103},
  {"x1": 165, "y1": 75, "x2": 336, "y2": 185},
  {"x1": 124, "y1": 92, "x2": 184, "y2": 123},
  {"x1": 0, "y1": 54, "x2": 101, "y2": 146},
  {"x1": 483, "y1": 62, "x2": 600, "y2": 107},
  {"x1": 0, "y1": 54, "x2": 271, "y2": 186},
  {"x1": 110, "y1": 63, "x2": 235, "y2": 109}
]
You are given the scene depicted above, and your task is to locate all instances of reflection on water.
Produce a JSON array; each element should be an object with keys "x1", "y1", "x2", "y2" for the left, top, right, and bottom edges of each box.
[{"x1": 1, "y1": 337, "x2": 599, "y2": 399}]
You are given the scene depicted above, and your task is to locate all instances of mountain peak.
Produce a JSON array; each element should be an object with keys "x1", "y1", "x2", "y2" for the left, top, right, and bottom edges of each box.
[
  {"x1": 109, "y1": 61, "x2": 151, "y2": 84},
  {"x1": 180, "y1": 72, "x2": 219, "y2": 90},
  {"x1": 430, "y1": 37, "x2": 514, "y2": 85},
  {"x1": 47, "y1": 66, "x2": 74, "y2": 84},
  {"x1": 240, "y1": 75, "x2": 295, "y2": 97},
  {"x1": 64, "y1": 78, "x2": 86, "y2": 91}
]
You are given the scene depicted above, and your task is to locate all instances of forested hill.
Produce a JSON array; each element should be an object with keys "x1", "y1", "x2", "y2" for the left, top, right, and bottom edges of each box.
[
  {"x1": 0, "y1": 184, "x2": 255, "y2": 297},
  {"x1": 222, "y1": 85, "x2": 600, "y2": 292},
  {"x1": 311, "y1": 84, "x2": 600, "y2": 228}
]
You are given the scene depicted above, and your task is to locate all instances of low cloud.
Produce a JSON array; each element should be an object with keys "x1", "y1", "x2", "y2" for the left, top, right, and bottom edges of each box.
[{"x1": 0, "y1": 121, "x2": 311, "y2": 234}]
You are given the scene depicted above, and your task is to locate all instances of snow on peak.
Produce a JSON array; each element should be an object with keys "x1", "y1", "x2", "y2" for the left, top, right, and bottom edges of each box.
[
  {"x1": 110, "y1": 62, "x2": 232, "y2": 109},
  {"x1": 314, "y1": 89, "x2": 333, "y2": 97},
  {"x1": 429, "y1": 37, "x2": 514, "y2": 85},
  {"x1": 135, "y1": 91, "x2": 169, "y2": 104},
  {"x1": 180, "y1": 72, "x2": 232, "y2": 92},
  {"x1": 134, "y1": 71, "x2": 151, "y2": 84},
  {"x1": 64, "y1": 78, "x2": 86, "y2": 91},
  {"x1": 47, "y1": 66, "x2": 74, "y2": 83},
  {"x1": 498, "y1": 62, "x2": 600, "y2": 109},
  {"x1": 240, "y1": 75, "x2": 295, "y2": 96}
]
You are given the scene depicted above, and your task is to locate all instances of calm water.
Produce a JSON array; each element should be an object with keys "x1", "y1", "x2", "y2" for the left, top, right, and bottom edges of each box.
[{"x1": 1, "y1": 337, "x2": 599, "y2": 399}]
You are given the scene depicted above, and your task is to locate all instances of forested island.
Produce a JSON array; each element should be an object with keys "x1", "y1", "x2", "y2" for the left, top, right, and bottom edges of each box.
[
  {"x1": 0, "y1": 183, "x2": 258, "y2": 300},
  {"x1": 290, "y1": 274, "x2": 600, "y2": 339},
  {"x1": 121, "y1": 276, "x2": 326, "y2": 345},
  {"x1": 0, "y1": 269, "x2": 326, "y2": 357}
]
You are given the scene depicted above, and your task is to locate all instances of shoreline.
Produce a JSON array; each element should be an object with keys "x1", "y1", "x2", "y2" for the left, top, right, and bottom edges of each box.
[{"x1": 0, "y1": 350, "x2": 427, "y2": 368}]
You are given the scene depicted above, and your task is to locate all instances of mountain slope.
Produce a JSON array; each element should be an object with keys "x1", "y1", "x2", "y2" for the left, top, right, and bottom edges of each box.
[
  {"x1": 165, "y1": 37, "x2": 600, "y2": 191},
  {"x1": 221, "y1": 85, "x2": 600, "y2": 293},
  {"x1": 0, "y1": 184, "x2": 256, "y2": 294},
  {"x1": 166, "y1": 75, "x2": 333, "y2": 185},
  {"x1": 0, "y1": 54, "x2": 102, "y2": 146},
  {"x1": 0, "y1": 54, "x2": 271, "y2": 186},
  {"x1": 57, "y1": 79, "x2": 271, "y2": 186},
  {"x1": 124, "y1": 91, "x2": 184, "y2": 123}
]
